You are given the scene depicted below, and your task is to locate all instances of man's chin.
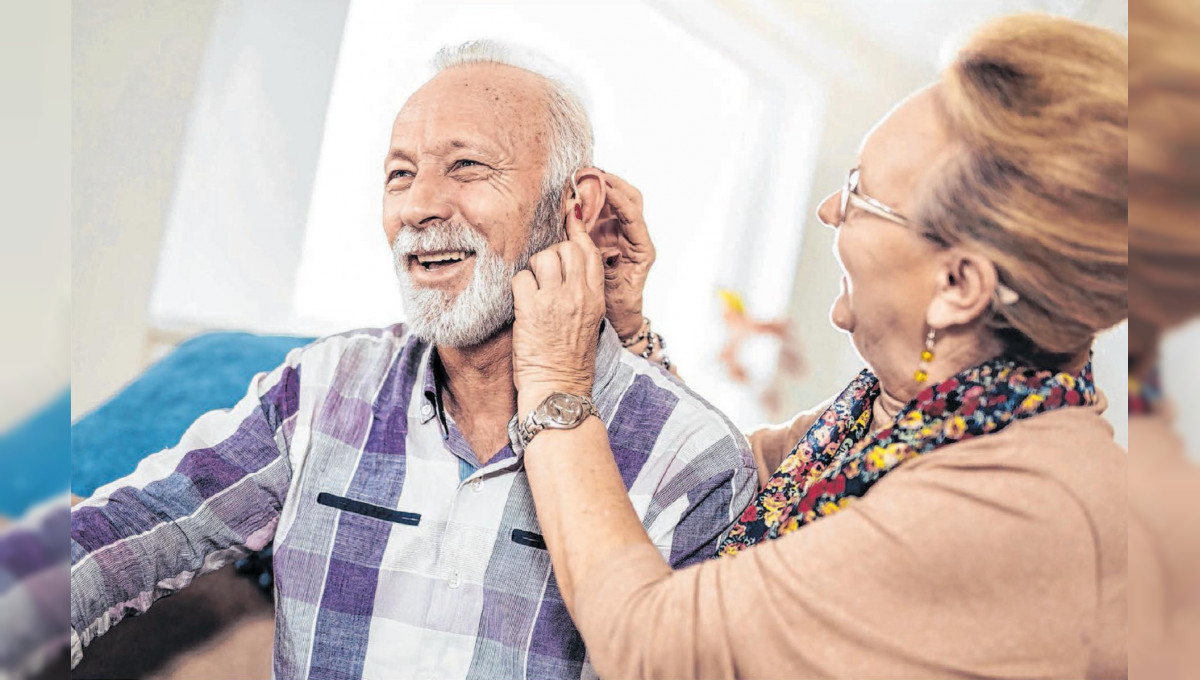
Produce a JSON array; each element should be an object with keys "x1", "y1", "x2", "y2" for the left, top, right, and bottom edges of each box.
[{"x1": 407, "y1": 314, "x2": 514, "y2": 349}]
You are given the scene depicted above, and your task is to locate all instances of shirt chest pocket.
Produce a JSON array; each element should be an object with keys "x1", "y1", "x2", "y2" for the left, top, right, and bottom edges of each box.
[{"x1": 316, "y1": 492, "x2": 421, "y2": 526}]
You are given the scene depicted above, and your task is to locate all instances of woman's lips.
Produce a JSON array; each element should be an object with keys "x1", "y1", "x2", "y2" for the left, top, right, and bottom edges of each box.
[{"x1": 831, "y1": 275, "x2": 854, "y2": 333}]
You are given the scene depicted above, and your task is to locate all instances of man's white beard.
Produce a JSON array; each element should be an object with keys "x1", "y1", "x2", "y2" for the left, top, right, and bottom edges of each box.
[{"x1": 392, "y1": 195, "x2": 561, "y2": 348}]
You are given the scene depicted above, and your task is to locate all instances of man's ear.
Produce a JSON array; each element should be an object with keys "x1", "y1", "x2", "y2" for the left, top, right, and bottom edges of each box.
[
  {"x1": 571, "y1": 167, "x2": 607, "y2": 229},
  {"x1": 926, "y1": 249, "x2": 1000, "y2": 330}
]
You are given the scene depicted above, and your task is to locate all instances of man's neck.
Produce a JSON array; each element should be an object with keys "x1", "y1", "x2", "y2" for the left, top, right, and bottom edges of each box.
[{"x1": 435, "y1": 327, "x2": 518, "y2": 463}]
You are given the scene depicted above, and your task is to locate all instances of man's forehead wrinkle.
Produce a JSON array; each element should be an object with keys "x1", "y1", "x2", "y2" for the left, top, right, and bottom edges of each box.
[{"x1": 387, "y1": 63, "x2": 553, "y2": 175}]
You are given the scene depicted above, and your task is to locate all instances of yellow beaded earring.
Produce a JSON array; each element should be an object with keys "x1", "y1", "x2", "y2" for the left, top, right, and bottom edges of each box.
[{"x1": 914, "y1": 328, "x2": 936, "y2": 383}]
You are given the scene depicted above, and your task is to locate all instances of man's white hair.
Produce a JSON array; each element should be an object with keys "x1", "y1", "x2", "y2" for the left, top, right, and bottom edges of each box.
[{"x1": 432, "y1": 40, "x2": 594, "y2": 197}]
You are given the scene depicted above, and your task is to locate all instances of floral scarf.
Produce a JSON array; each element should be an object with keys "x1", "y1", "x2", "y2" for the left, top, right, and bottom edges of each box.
[
  {"x1": 717, "y1": 356, "x2": 1097, "y2": 556},
  {"x1": 1129, "y1": 367, "x2": 1162, "y2": 415}
]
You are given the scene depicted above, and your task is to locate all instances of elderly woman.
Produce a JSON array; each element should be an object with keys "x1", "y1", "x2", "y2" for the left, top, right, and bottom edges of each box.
[{"x1": 508, "y1": 14, "x2": 1127, "y2": 680}]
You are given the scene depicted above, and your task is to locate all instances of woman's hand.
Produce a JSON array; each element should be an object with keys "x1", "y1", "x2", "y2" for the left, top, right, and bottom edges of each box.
[
  {"x1": 512, "y1": 204, "x2": 607, "y2": 414},
  {"x1": 593, "y1": 172, "x2": 656, "y2": 341}
]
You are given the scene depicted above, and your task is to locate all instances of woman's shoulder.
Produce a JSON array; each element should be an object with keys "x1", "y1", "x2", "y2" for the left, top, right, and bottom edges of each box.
[
  {"x1": 894, "y1": 404, "x2": 1126, "y2": 572},
  {"x1": 907, "y1": 404, "x2": 1124, "y2": 503}
]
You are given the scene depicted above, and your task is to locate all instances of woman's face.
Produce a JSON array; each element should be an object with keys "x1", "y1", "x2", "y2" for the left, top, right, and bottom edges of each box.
[{"x1": 816, "y1": 86, "x2": 961, "y2": 397}]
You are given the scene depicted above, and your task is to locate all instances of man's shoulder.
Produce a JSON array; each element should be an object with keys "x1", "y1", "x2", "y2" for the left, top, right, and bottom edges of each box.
[
  {"x1": 288, "y1": 323, "x2": 426, "y2": 381},
  {"x1": 299, "y1": 323, "x2": 418, "y2": 359},
  {"x1": 605, "y1": 352, "x2": 752, "y2": 465}
]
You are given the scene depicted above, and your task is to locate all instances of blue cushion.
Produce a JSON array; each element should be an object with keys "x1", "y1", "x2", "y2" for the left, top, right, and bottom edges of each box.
[
  {"x1": 71, "y1": 332, "x2": 314, "y2": 497},
  {"x1": 0, "y1": 390, "x2": 70, "y2": 517}
]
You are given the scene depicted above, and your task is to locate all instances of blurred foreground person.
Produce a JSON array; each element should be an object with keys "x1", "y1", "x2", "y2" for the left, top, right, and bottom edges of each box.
[
  {"x1": 0, "y1": 496, "x2": 70, "y2": 680},
  {"x1": 1127, "y1": 0, "x2": 1200, "y2": 677},
  {"x1": 510, "y1": 14, "x2": 1129, "y2": 679}
]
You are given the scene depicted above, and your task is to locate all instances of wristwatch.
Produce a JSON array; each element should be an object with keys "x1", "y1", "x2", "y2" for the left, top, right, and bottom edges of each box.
[{"x1": 510, "y1": 392, "x2": 599, "y2": 452}]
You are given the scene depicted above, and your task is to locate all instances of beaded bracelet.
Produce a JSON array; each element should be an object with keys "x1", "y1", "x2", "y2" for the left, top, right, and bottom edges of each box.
[
  {"x1": 620, "y1": 317, "x2": 652, "y2": 348},
  {"x1": 639, "y1": 331, "x2": 672, "y2": 370}
]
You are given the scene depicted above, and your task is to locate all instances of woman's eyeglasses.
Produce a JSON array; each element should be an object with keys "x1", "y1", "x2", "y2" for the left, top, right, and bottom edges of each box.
[
  {"x1": 822, "y1": 166, "x2": 1021, "y2": 305},
  {"x1": 835, "y1": 167, "x2": 910, "y2": 228}
]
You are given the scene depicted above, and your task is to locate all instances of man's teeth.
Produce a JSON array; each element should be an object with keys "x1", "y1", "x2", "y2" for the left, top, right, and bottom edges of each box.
[{"x1": 414, "y1": 251, "x2": 470, "y2": 265}]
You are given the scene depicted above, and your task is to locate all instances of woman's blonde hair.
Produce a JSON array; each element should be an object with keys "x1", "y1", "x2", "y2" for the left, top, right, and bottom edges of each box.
[
  {"x1": 1128, "y1": 0, "x2": 1200, "y2": 375},
  {"x1": 914, "y1": 14, "x2": 1128, "y2": 369}
]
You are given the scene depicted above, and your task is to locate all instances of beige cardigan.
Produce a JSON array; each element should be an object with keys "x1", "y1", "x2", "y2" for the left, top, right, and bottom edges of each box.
[{"x1": 574, "y1": 400, "x2": 1128, "y2": 679}]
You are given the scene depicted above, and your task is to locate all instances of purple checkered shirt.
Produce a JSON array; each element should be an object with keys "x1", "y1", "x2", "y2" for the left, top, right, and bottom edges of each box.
[{"x1": 70, "y1": 322, "x2": 756, "y2": 679}]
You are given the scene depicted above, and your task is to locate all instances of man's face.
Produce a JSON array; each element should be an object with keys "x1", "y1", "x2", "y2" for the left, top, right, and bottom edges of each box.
[{"x1": 383, "y1": 64, "x2": 560, "y2": 347}]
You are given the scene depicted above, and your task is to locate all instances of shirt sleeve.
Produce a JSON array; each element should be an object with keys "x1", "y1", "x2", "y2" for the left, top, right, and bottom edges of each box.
[
  {"x1": 643, "y1": 422, "x2": 757, "y2": 569},
  {"x1": 69, "y1": 348, "x2": 304, "y2": 668},
  {"x1": 574, "y1": 453, "x2": 1102, "y2": 680}
]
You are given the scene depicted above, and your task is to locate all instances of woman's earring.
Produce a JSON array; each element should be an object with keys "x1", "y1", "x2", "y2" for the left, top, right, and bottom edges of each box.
[{"x1": 914, "y1": 329, "x2": 936, "y2": 384}]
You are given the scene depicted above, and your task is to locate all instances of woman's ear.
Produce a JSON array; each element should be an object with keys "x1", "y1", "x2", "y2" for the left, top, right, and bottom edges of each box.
[
  {"x1": 571, "y1": 167, "x2": 607, "y2": 229},
  {"x1": 926, "y1": 250, "x2": 1000, "y2": 330}
]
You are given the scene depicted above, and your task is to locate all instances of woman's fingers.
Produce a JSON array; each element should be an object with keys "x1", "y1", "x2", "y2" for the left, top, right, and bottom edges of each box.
[
  {"x1": 564, "y1": 200, "x2": 604, "y2": 290},
  {"x1": 556, "y1": 241, "x2": 584, "y2": 283},
  {"x1": 602, "y1": 171, "x2": 643, "y2": 209},
  {"x1": 566, "y1": 202, "x2": 598, "y2": 252},
  {"x1": 554, "y1": 240, "x2": 604, "y2": 294},
  {"x1": 529, "y1": 249, "x2": 563, "y2": 288},
  {"x1": 600, "y1": 172, "x2": 653, "y2": 252},
  {"x1": 512, "y1": 269, "x2": 538, "y2": 307}
]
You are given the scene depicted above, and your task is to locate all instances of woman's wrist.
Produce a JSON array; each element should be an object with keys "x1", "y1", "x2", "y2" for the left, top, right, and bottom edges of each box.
[
  {"x1": 517, "y1": 379, "x2": 594, "y2": 417},
  {"x1": 612, "y1": 309, "x2": 647, "y2": 342},
  {"x1": 618, "y1": 320, "x2": 672, "y2": 371}
]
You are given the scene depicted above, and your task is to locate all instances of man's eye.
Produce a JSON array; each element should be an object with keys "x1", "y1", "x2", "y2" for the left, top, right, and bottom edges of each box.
[
  {"x1": 452, "y1": 159, "x2": 484, "y2": 171},
  {"x1": 387, "y1": 169, "x2": 413, "y2": 182}
]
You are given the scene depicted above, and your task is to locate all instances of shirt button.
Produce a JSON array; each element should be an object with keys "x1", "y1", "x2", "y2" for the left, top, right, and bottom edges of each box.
[
  {"x1": 448, "y1": 571, "x2": 461, "y2": 588},
  {"x1": 471, "y1": 479, "x2": 483, "y2": 493},
  {"x1": 420, "y1": 403, "x2": 433, "y2": 418}
]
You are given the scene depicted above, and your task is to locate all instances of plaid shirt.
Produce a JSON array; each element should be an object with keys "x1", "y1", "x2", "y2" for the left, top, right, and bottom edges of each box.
[{"x1": 70, "y1": 323, "x2": 756, "y2": 679}]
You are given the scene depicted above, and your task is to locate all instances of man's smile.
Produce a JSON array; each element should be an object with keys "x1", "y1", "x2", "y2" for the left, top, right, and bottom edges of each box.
[{"x1": 406, "y1": 249, "x2": 477, "y2": 286}]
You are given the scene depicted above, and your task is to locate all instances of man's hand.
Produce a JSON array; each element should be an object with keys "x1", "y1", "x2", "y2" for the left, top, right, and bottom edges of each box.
[
  {"x1": 512, "y1": 203, "x2": 606, "y2": 415},
  {"x1": 593, "y1": 172, "x2": 655, "y2": 341}
]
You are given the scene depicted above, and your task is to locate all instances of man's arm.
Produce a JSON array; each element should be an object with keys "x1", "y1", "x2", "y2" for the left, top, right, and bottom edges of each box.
[
  {"x1": 70, "y1": 349, "x2": 304, "y2": 668},
  {"x1": 643, "y1": 423, "x2": 757, "y2": 568}
]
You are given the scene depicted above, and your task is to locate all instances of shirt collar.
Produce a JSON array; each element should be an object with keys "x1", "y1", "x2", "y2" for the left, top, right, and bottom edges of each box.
[
  {"x1": 591, "y1": 319, "x2": 623, "y2": 399},
  {"x1": 420, "y1": 320, "x2": 623, "y2": 449},
  {"x1": 419, "y1": 344, "x2": 447, "y2": 434}
]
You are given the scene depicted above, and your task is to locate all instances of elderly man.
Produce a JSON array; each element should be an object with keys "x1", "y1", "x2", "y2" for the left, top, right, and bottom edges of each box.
[{"x1": 70, "y1": 42, "x2": 755, "y2": 680}]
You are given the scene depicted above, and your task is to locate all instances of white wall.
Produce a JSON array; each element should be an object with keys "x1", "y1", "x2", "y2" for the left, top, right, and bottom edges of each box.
[
  {"x1": 71, "y1": 0, "x2": 221, "y2": 419},
  {"x1": 148, "y1": 0, "x2": 350, "y2": 335},
  {"x1": 0, "y1": 0, "x2": 70, "y2": 431},
  {"x1": 1161, "y1": 320, "x2": 1200, "y2": 461}
]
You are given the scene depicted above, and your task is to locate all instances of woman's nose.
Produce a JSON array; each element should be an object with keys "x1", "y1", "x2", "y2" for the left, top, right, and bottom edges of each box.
[{"x1": 815, "y1": 190, "x2": 841, "y2": 229}]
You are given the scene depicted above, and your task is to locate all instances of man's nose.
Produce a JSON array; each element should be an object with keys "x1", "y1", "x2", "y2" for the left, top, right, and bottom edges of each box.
[
  {"x1": 399, "y1": 173, "x2": 453, "y2": 227},
  {"x1": 815, "y1": 190, "x2": 841, "y2": 229}
]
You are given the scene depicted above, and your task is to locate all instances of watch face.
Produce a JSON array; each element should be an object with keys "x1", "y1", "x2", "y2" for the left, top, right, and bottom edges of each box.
[{"x1": 544, "y1": 393, "x2": 584, "y2": 425}]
